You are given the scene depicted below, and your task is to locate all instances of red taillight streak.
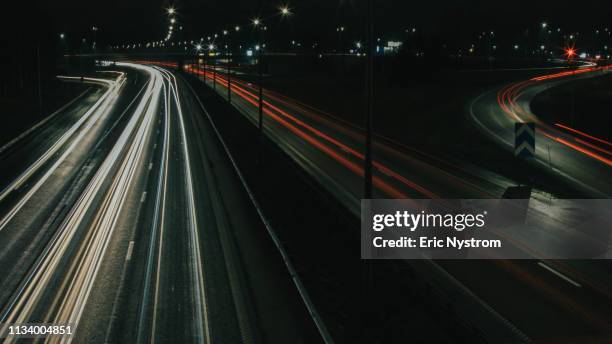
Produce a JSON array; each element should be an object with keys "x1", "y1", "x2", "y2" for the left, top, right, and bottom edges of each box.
[
  {"x1": 555, "y1": 123, "x2": 612, "y2": 147},
  {"x1": 495, "y1": 75, "x2": 612, "y2": 166},
  {"x1": 217, "y1": 73, "x2": 438, "y2": 198},
  {"x1": 192, "y1": 67, "x2": 437, "y2": 198},
  {"x1": 541, "y1": 132, "x2": 612, "y2": 166},
  {"x1": 574, "y1": 138, "x2": 612, "y2": 156},
  {"x1": 497, "y1": 80, "x2": 534, "y2": 122},
  {"x1": 224, "y1": 76, "x2": 494, "y2": 197},
  {"x1": 132, "y1": 60, "x2": 178, "y2": 68},
  {"x1": 531, "y1": 66, "x2": 612, "y2": 81}
]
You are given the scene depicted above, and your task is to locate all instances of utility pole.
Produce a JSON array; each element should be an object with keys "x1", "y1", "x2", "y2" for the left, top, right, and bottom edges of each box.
[
  {"x1": 258, "y1": 29, "x2": 264, "y2": 132},
  {"x1": 213, "y1": 55, "x2": 217, "y2": 90},
  {"x1": 195, "y1": 51, "x2": 199, "y2": 78},
  {"x1": 227, "y1": 42, "x2": 232, "y2": 102},
  {"x1": 364, "y1": 0, "x2": 374, "y2": 199}
]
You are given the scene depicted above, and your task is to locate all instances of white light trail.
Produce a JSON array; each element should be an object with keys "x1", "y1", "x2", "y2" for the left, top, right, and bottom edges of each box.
[
  {"x1": 0, "y1": 75, "x2": 125, "y2": 231},
  {"x1": 0, "y1": 64, "x2": 163, "y2": 343}
]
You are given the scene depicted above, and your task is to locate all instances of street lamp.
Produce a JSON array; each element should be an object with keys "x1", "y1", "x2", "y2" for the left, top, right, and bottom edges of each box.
[
  {"x1": 222, "y1": 29, "x2": 232, "y2": 101},
  {"x1": 195, "y1": 44, "x2": 203, "y2": 78},
  {"x1": 280, "y1": 5, "x2": 291, "y2": 16},
  {"x1": 541, "y1": 22, "x2": 548, "y2": 29},
  {"x1": 167, "y1": 7, "x2": 175, "y2": 15},
  {"x1": 208, "y1": 44, "x2": 217, "y2": 90},
  {"x1": 59, "y1": 33, "x2": 65, "y2": 39},
  {"x1": 252, "y1": 18, "x2": 261, "y2": 26}
]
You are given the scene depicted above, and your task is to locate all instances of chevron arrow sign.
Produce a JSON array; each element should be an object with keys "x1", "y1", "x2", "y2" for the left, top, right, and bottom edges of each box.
[{"x1": 514, "y1": 122, "x2": 535, "y2": 158}]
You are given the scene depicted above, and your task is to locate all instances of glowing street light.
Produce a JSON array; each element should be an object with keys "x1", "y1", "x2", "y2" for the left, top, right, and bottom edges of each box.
[
  {"x1": 167, "y1": 7, "x2": 175, "y2": 15},
  {"x1": 252, "y1": 18, "x2": 261, "y2": 26},
  {"x1": 170, "y1": 18, "x2": 176, "y2": 24},
  {"x1": 235, "y1": 26, "x2": 240, "y2": 32},
  {"x1": 541, "y1": 22, "x2": 548, "y2": 29},
  {"x1": 196, "y1": 44, "x2": 202, "y2": 51},
  {"x1": 59, "y1": 33, "x2": 65, "y2": 39},
  {"x1": 280, "y1": 5, "x2": 291, "y2": 16}
]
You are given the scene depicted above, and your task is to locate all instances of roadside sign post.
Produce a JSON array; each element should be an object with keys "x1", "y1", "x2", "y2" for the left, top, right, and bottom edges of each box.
[{"x1": 514, "y1": 122, "x2": 535, "y2": 159}]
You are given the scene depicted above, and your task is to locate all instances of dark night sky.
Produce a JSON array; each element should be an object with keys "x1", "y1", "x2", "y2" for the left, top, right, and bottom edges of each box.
[{"x1": 12, "y1": 0, "x2": 612, "y2": 49}]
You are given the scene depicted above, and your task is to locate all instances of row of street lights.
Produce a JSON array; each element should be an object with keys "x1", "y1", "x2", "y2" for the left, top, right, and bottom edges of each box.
[
  {"x1": 171, "y1": 3, "x2": 377, "y2": 198},
  {"x1": 190, "y1": 5, "x2": 292, "y2": 133},
  {"x1": 166, "y1": 7, "x2": 177, "y2": 41}
]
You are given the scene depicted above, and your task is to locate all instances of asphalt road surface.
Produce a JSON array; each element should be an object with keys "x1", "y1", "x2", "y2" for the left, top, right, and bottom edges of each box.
[
  {"x1": 185, "y1": 62, "x2": 612, "y2": 343},
  {"x1": 0, "y1": 63, "x2": 321, "y2": 343}
]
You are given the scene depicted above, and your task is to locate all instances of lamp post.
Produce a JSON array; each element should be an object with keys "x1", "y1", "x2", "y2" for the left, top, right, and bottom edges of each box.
[
  {"x1": 337, "y1": 26, "x2": 345, "y2": 73},
  {"x1": 212, "y1": 43, "x2": 217, "y2": 90},
  {"x1": 364, "y1": 0, "x2": 374, "y2": 199},
  {"x1": 211, "y1": 35, "x2": 219, "y2": 90},
  {"x1": 253, "y1": 18, "x2": 264, "y2": 132},
  {"x1": 223, "y1": 30, "x2": 232, "y2": 102},
  {"x1": 195, "y1": 44, "x2": 202, "y2": 79},
  {"x1": 279, "y1": 5, "x2": 291, "y2": 16}
]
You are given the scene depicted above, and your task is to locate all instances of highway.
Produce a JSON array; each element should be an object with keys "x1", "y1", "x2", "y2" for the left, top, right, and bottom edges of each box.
[
  {"x1": 0, "y1": 63, "x2": 320, "y2": 343},
  {"x1": 185, "y1": 62, "x2": 612, "y2": 342},
  {"x1": 471, "y1": 65, "x2": 612, "y2": 197}
]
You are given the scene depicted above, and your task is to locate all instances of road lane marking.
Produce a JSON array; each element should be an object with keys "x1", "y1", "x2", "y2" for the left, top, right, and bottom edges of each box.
[
  {"x1": 0, "y1": 65, "x2": 162, "y2": 334},
  {"x1": 126, "y1": 241, "x2": 135, "y2": 261},
  {"x1": 0, "y1": 76, "x2": 120, "y2": 204},
  {"x1": 183, "y1": 73, "x2": 336, "y2": 344},
  {"x1": 163, "y1": 68, "x2": 211, "y2": 343},
  {"x1": 141, "y1": 191, "x2": 147, "y2": 203},
  {"x1": 538, "y1": 262, "x2": 581, "y2": 288},
  {"x1": 136, "y1": 66, "x2": 171, "y2": 344},
  {"x1": 0, "y1": 76, "x2": 125, "y2": 231},
  {"x1": 0, "y1": 87, "x2": 91, "y2": 156}
]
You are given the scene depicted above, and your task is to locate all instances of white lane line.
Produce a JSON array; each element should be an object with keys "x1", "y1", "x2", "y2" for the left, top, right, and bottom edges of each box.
[
  {"x1": 162, "y1": 67, "x2": 211, "y2": 343},
  {"x1": 0, "y1": 65, "x2": 161, "y2": 332},
  {"x1": 0, "y1": 87, "x2": 91, "y2": 156},
  {"x1": 141, "y1": 191, "x2": 147, "y2": 203},
  {"x1": 538, "y1": 262, "x2": 582, "y2": 288},
  {"x1": 148, "y1": 162, "x2": 153, "y2": 170},
  {"x1": 136, "y1": 66, "x2": 171, "y2": 344},
  {"x1": 182, "y1": 73, "x2": 335, "y2": 343},
  {"x1": 0, "y1": 76, "x2": 125, "y2": 231},
  {"x1": 0, "y1": 76, "x2": 120, "y2": 202},
  {"x1": 126, "y1": 241, "x2": 135, "y2": 261}
]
